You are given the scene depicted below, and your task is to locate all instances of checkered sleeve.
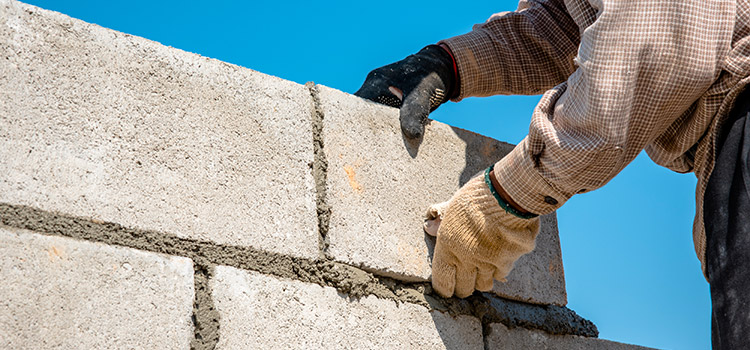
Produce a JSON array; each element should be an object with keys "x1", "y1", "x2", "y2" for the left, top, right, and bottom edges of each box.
[
  {"x1": 440, "y1": 0, "x2": 580, "y2": 99},
  {"x1": 497, "y1": 1, "x2": 731, "y2": 215},
  {"x1": 451, "y1": 0, "x2": 733, "y2": 215}
]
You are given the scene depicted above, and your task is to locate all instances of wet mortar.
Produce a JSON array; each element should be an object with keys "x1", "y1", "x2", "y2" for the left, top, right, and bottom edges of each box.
[
  {"x1": 0, "y1": 202, "x2": 598, "y2": 339},
  {"x1": 190, "y1": 262, "x2": 220, "y2": 350},
  {"x1": 306, "y1": 81, "x2": 332, "y2": 260}
]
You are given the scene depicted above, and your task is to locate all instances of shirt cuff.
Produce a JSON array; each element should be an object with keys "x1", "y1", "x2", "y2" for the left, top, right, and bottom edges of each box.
[
  {"x1": 493, "y1": 138, "x2": 569, "y2": 215},
  {"x1": 439, "y1": 29, "x2": 499, "y2": 102}
]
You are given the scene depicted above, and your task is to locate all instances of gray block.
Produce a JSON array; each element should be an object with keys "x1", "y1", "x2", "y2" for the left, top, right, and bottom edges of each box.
[
  {"x1": 318, "y1": 85, "x2": 567, "y2": 305},
  {"x1": 0, "y1": 0, "x2": 318, "y2": 259},
  {"x1": 212, "y1": 266, "x2": 484, "y2": 350},
  {"x1": 0, "y1": 226, "x2": 195, "y2": 350},
  {"x1": 485, "y1": 323, "x2": 655, "y2": 350},
  {"x1": 494, "y1": 214, "x2": 567, "y2": 305}
]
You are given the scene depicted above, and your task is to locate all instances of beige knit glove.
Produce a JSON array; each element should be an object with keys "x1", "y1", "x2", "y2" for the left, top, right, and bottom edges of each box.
[{"x1": 424, "y1": 171, "x2": 540, "y2": 298}]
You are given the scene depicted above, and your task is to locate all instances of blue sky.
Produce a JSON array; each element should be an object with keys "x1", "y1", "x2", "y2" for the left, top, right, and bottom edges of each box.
[{"x1": 23, "y1": 1, "x2": 710, "y2": 348}]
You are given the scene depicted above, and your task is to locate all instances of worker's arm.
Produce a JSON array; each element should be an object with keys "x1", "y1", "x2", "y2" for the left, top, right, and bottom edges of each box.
[
  {"x1": 441, "y1": 0, "x2": 580, "y2": 99},
  {"x1": 490, "y1": 0, "x2": 728, "y2": 214},
  {"x1": 429, "y1": 0, "x2": 731, "y2": 298}
]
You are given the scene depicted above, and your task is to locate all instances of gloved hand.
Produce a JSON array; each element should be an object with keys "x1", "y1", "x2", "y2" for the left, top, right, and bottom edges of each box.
[
  {"x1": 354, "y1": 45, "x2": 457, "y2": 139},
  {"x1": 424, "y1": 167, "x2": 540, "y2": 298}
]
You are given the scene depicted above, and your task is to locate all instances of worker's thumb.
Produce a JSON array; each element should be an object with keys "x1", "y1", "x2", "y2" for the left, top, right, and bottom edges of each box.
[
  {"x1": 399, "y1": 72, "x2": 445, "y2": 140},
  {"x1": 424, "y1": 201, "x2": 450, "y2": 237}
]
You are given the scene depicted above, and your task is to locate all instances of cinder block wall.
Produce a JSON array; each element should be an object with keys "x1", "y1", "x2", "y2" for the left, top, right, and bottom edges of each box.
[{"x1": 0, "y1": 1, "x2": 652, "y2": 349}]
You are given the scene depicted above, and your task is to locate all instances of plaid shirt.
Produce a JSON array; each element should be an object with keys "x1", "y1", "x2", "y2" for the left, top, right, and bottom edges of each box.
[{"x1": 442, "y1": 0, "x2": 750, "y2": 275}]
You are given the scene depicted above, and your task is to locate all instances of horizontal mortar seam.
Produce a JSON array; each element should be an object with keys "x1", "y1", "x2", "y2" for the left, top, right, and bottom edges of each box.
[{"x1": 0, "y1": 202, "x2": 597, "y2": 338}]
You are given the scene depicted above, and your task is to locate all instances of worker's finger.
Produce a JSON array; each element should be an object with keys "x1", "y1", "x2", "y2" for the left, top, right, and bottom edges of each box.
[
  {"x1": 431, "y1": 264, "x2": 456, "y2": 298},
  {"x1": 399, "y1": 103, "x2": 428, "y2": 139},
  {"x1": 423, "y1": 218, "x2": 440, "y2": 237},
  {"x1": 475, "y1": 267, "x2": 495, "y2": 292},
  {"x1": 431, "y1": 242, "x2": 457, "y2": 298},
  {"x1": 424, "y1": 201, "x2": 450, "y2": 221},
  {"x1": 454, "y1": 265, "x2": 478, "y2": 298},
  {"x1": 424, "y1": 201, "x2": 450, "y2": 236},
  {"x1": 388, "y1": 86, "x2": 404, "y2": 100},
  {"x1": 399, "y1": 74, "x2": 442, "y2": 139},
  {"x1": 494, "y1": 268, "x2": 509, "y2": 284}
]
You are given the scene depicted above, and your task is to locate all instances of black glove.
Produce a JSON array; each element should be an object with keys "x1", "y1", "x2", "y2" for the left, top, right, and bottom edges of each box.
[{"x1": 354, "y1": 45, "x2": 457, "y2": 139}]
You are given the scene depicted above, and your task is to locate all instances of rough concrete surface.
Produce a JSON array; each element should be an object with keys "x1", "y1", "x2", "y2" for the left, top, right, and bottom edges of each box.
[
  {"x1": 0, "y1": 202, "x2": 597, "y2": 350},
  {"x1": 0, "y1": 0, "x2": 318, "y2": 259},
  {"x1": 0, "y1": 1, "x2": 612, "y2": 347},
  {"x1": 0, "y1": 225, "x2": 194, "y2": 350},
  {"x1": 212, "y1": 266, "x2": 484, "y2": 350},
  {"x1": 317, "y1": 85, "x2": 567, "y2": 305},
  {"x1": 0, "y1": 203, "x2": 597, "y2": 338},
  {"x1": 485, "y1": 323, "x2": 655, "y2": 350},
  {"x1": 494, "y1": 214, "x2": 566, "y2": 305}
]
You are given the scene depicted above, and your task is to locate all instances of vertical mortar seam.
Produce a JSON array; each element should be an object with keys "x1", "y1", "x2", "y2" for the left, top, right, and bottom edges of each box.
[
  {"x1": 481, "y1": 313, "x2": 492, "y2": 350},
  {"x1": 190, "y1": 260, "x2": 220, "y2": 350},
  {"x1": 306, "y1": 81, "x2": 332, "y2": 260}
]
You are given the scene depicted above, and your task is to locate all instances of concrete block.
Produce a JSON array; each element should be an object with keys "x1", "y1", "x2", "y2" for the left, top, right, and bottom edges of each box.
[
  {"x1": 0, "y1": 0, "x2": 318, "y2": 259},
  {"x1": 0, "y1": 226, "x2": 194, "y2": 350},
  {"x1": 485, "y1": 323, "x2": 655, "y2": 350},
  {"x1": 494, "y1": 214, "x2": 566, "y2": 305},
  {"x1": 211, "y1": 265, "x2": 484, "y2": 350},
  {"x1": 318, "y1": 85, "x2": 567, "y2": 305}
]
